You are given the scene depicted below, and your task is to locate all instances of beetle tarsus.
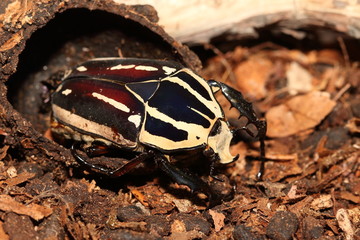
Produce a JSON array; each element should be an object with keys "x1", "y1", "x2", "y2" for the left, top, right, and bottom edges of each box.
[{"x1": 256, "y1": 133, "x2": 266, "y2": 181}]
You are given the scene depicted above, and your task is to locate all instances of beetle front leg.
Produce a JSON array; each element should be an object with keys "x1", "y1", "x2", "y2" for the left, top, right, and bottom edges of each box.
[
  {"x1": 71, "y1": 144, "x2": 152, "y2": 177},
  {"x1": 208, "y1": 80, "x2": 267, "y2": 179}
]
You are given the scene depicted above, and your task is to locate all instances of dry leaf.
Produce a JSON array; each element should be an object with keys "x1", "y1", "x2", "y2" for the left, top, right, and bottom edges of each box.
[
  {"x1": 266, "y1": 91, "x2": 336, "y2": 138},
  {"x1": 286, "y1": 61, "x2": 313, "y2": 95},
  {"x1": 234, "y1": 56, "x2": 270, "y2": 100}
]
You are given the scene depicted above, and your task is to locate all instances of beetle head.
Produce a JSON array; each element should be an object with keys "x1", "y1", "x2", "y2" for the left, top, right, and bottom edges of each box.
[{"x1": 207, "y1": 119, "x2": 238, "y2": 164}]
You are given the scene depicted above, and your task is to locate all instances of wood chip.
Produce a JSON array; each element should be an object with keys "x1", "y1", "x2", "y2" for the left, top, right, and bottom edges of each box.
[
  {"x1": 266, "y1": 91, "x2": 336, "y2": 138},
  {"x1": 208, "y1": 210, "x2": 225, "y2": 232},
  {"x1": 3, "y1": 171, "x2": 35, "y2": 186},
  {"x1": 0, "y1": 145, "x2": 9, "y2": 161},
  {"x1": 0, "y1": 195, "x2": 52, "y2": 221},
  {"x1": 0, "y1": 31, "x2": 22, "y2": 52},
  {"x1": 338, "y1": 192, "x2": 360, "y2": 204},
  {"x1": 336, "y1": 209, "x2": 355, "y2": 240},
  {"x1": 171, "y1": 219, "x2": 187, "y2": 233},
  {"x1": 310, "y1": 194, "x2": 333, "y2": 210}
]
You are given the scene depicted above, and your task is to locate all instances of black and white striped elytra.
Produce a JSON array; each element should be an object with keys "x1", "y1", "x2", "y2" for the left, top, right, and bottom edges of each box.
[
  {"x1": 51, "y1": 58, "x2": 237, "y2": 163},
  {"x1": 50, "y1": 58, "x2": 267, "y2": 204}
]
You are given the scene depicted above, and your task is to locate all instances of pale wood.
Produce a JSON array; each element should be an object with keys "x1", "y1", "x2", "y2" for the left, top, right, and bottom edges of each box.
[{"x1": 118, "y1": 0, "x2": 360, "y2": 43}]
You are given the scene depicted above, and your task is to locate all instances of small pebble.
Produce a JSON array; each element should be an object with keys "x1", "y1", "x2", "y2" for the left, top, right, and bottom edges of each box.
[
  {"x1": 117, "y1": 205, "x2": 147, "y2": 222},
  {"x1": 266, "y1": 211, "x2": 299, "y2": 240},
  {"x1": 233, "y1": 224, "x2": 263, "y2": 240}
]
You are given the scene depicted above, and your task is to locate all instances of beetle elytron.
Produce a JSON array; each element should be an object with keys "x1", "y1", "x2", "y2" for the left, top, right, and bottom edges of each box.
[{"x1": 51, "y1": 58, "x2": 266, "y2": 203}]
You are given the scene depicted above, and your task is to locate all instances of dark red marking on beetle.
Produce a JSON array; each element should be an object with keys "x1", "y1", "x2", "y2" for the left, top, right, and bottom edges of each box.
[
  {"x1": 52, "y1": 78, "x2": 144, "y2": 142},
  {"x1": 69, "y1": 58, "x2": 184, "y2": 83}
]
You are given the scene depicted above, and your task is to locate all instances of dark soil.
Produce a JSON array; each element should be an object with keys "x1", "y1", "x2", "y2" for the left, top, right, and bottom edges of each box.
[{"x1": 0, "y1": 1, "x2": 359, "y2": 240}]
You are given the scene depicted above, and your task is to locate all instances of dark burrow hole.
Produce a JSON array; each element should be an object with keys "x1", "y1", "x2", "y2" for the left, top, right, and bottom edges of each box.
[
  {"x1": 191, "y1": 21, "x2": 360, "y2": 63},
  {"x1": 6, "y1": 8, "x2": 179, "y2": 133}
]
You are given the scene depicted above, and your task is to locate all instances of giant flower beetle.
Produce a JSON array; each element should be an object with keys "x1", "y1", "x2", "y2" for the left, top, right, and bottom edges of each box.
[{"x1": 50, "y1": 58, "x2": 266, "y2": 205}]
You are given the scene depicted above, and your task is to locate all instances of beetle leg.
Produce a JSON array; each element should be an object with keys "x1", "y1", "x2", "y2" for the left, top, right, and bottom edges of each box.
[
  {"x1": 207, "y1": 80, "x2": 267, "y2": 180},
  {"x1": 71, "y1": 144, "x2": 151, "y2": 177},
  {"x1": 85, "y1": 142, "x2": 111, "y2": 157},
  {"x1": 154, "y1": 154, "x2": 216, "y2": 203},
  {"x1": 204, "y1": 148, "x2": 226, "y2": 182}
]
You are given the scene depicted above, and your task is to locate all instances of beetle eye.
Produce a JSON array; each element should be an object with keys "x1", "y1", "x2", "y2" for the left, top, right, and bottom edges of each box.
[{"x1": 209, "y1": 119, "x2": 222, "y2": 136}]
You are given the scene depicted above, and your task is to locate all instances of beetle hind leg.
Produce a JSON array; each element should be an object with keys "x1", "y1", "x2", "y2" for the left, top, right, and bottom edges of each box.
[
  {"x1": 208, "y1": 80, "x2": 267, "y2": 179},
  {"x1": 71, "y1": 144, "x2": 151, "y2": 177}
]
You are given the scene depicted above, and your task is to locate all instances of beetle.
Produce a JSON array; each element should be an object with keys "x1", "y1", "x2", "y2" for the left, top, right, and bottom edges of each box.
[{"x1": 50, "y1": 58, "x2": 266, "y2": 203}]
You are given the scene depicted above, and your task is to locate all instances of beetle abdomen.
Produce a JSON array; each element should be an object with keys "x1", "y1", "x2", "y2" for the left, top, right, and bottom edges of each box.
[{"x1": 52, "y1": 77, "x2": 144, "y2": 148}]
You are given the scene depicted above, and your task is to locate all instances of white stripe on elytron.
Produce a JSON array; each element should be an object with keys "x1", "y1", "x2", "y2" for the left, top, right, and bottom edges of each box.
[
  {"x1": 139, "y1": 104, "x2": 218, "y2": 150},
  {"x1": 163, "y1": 69, "x2": 223, "y2": 118},
  {"x1": 76, "y1": 66, "x2": 87, "y2": 72},
  {"x1": 110, "y1": 64, "x2": 135, "y2": 70},
  {"x1": 135, "y1": 65, "x2": 158, "y2": 71},
  {"x1": 162, "y1": 66, "x2": 177, "y2": 75},
  {"x1": 91, "y1": 92, "x2": 130, "y2": 113},
  {"x1": 61, "y1": 89, "x2": 72, "y2": 96},
  {"x1": 140, "y1": 126, "x2": 204, "y2": 150},
  {"x1": 146, "y1": 104, "x2": 213, "y2": 133},
  {"x1": 188, "y1": 106, "x2": 210, "y2": 120},
  {"x1": 52, "y1": 105, "x2": 136, "y2": 147},
  {"x1": 128, "y1": 114, "x2": 142, "y2": 128},
  {"x1": 139, "y1": 114, "x2": 209, "y2": 150}
]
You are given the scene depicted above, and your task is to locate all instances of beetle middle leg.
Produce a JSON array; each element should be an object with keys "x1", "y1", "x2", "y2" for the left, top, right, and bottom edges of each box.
[
  {"x1": 203, "y1": 147, "x2": 229, "y2": 182},
  {"x1": 154, "y1": 154, "x2": 217, "y2": 205},
  {"x1": 71, "y1": 144, "x2": 152, "y2": 177},
  {"x1": 207, "y1": 80, "x2": 267, "y2": 179}
]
